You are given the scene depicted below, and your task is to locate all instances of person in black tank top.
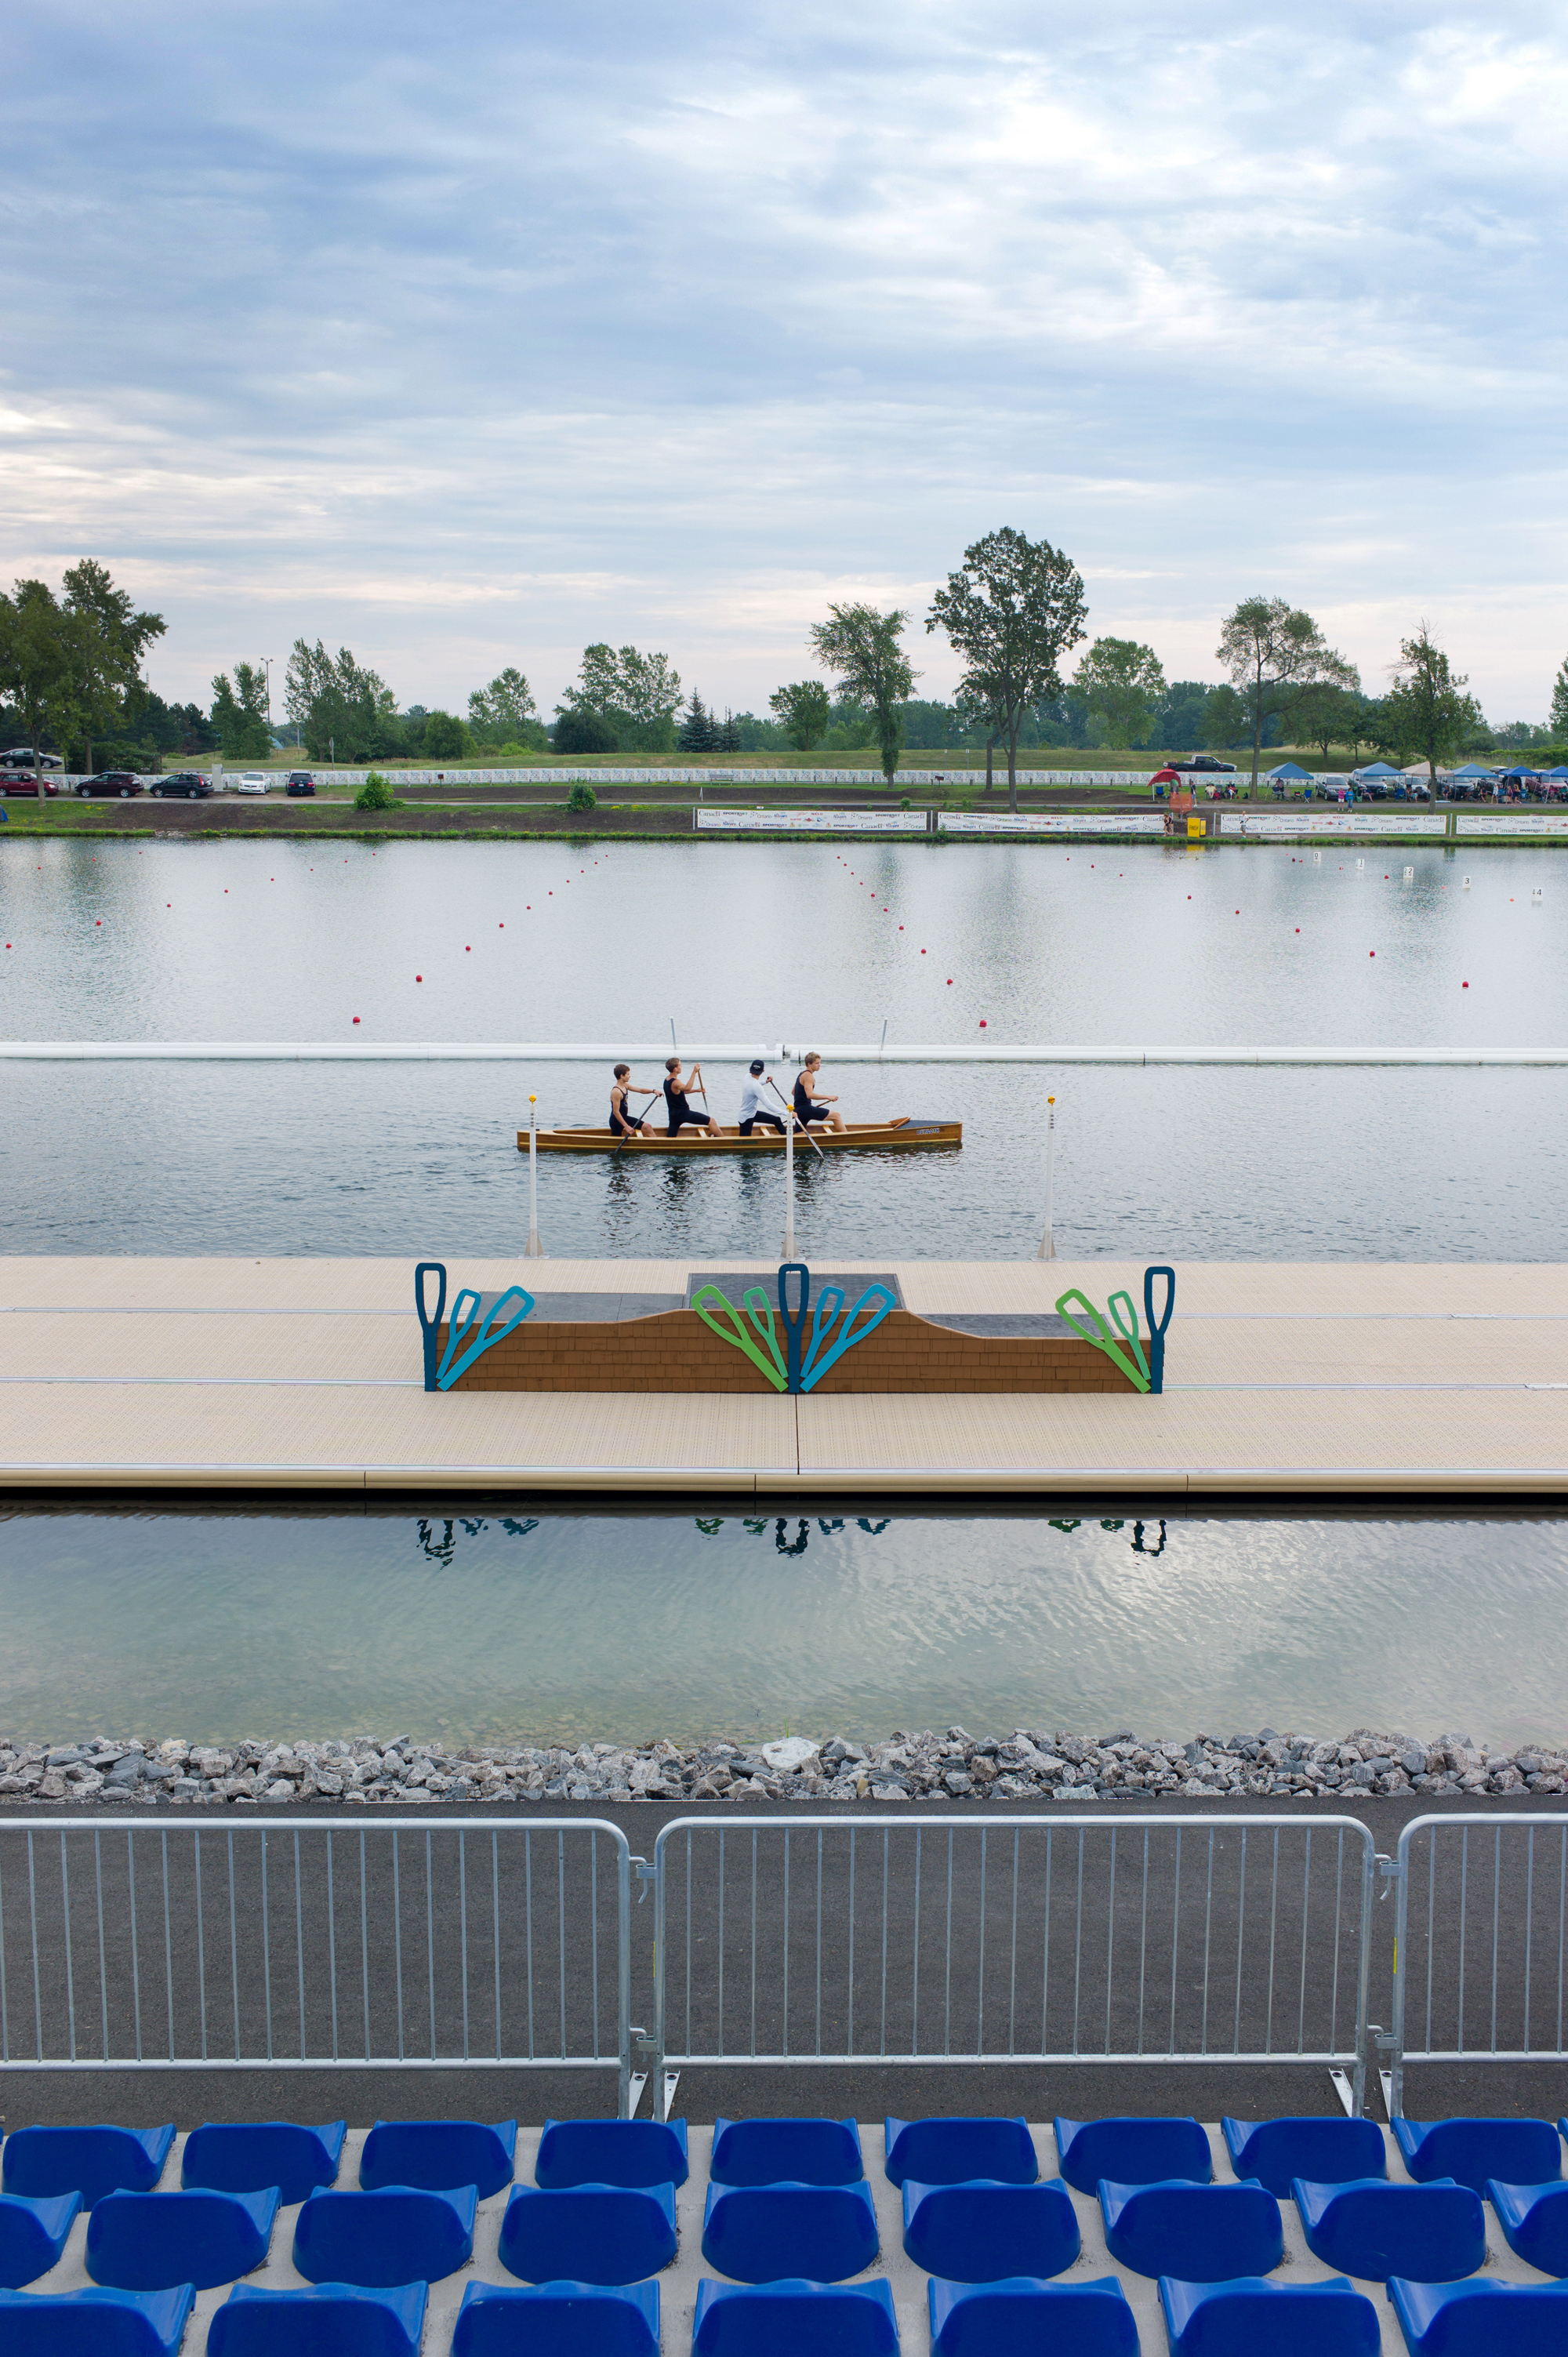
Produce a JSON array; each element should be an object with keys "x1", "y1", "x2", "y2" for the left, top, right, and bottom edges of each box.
[
  {"x1": 792, "y1": 1051, "x2": 847, "y2": 1132},
  {"x1": 664, "y1": 1056, "x2": 720, "y2": 1137},
  {"x1": 609, "y1": 1062, "x2": 656, "y2": 1137}
]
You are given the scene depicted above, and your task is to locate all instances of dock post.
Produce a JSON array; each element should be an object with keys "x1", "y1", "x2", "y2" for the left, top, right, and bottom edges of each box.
[
  {"x1": 782, "y1": 1091, "x2": 796, "y2": 1259},
  {"x1": 1036, "y1": 1095, "x2": 1057, "y2": 1259},
  {"x1": 525, "y1": 1096, "x2": 544, "y2": 1258}
]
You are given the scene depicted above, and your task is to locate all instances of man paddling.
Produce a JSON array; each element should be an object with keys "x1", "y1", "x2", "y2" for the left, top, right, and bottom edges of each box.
[
  {"x1": 793, "y1": 1051, "x2": 847, "y2": 1133},
  {"x1": 663, "y1": 1055, "x2": 720, "y2": 1138},
  {"x1": 609, "y1": 1062, "x2": 656, "y2": 1138},
  {"x1": 738, "y1": 1059, "x2": 786, "y2": 1137}
]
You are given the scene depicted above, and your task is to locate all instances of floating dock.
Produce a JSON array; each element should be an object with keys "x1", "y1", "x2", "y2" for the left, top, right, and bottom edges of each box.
[{"x1": 2, "y1": 1256, "x2": 1566, "y2": 1497}]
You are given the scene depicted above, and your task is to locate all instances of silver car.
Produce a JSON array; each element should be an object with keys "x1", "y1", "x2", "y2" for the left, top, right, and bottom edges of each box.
[{"x1": 234, "y1": 772, "x2": 270, "y2": 795}]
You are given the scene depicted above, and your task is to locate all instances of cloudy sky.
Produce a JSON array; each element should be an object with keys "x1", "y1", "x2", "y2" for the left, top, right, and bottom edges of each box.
[{"x1": 3, "y1": 0, "x2": 1565, "y2": 722}]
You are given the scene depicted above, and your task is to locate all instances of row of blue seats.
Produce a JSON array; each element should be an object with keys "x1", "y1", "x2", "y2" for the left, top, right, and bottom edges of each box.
[
  {"x1": 6, "y1": 2109, "x2": 1565, "y2": 2206},
  {"x1": 3, "y1": 2271, "x2": 1568, "y2": 2357}
]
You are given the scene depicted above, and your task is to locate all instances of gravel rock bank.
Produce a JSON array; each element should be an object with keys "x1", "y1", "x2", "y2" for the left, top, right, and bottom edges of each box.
[{"x1": 0, "y1": 1725, "x2": 1561, "y2": 1805}]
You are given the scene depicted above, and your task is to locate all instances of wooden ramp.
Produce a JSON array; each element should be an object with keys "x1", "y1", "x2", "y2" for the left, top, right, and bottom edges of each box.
[{"x1": 2, "y1": 1257, "x2": 1566, "y2": 1497}]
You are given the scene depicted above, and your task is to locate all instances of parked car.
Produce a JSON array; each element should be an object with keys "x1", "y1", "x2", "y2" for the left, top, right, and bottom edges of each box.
[
  {"x1": 286, "y1": 772, "x2": 317, "y2": 797},
  {"x1": 1, "y1": 746, "x2": 64, "y2": 770},
  {"x1": 74, "y1": 772, "x2": 144, "y2": 798},
  {"x1": 1169, "y1": 755, "x2": 1238, "y2": 773},
  {"x1": 0, "y1": 772, "x2": 58, "y2": 797},
  {"x1": 150, "y1": 772, "x2": 213, "y2": 799},
  {"x1": 234, "y1": 772, "x2": 270, "y2": 795}
]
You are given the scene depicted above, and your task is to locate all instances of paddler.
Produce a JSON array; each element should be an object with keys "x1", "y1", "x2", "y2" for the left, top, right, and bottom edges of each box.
[
  {"x1": 792, "y1": 1051, "x2": 847, "y2": 1133},
  {"x1": 739, "y1": 1058, "x2": 786, "y2": 1137},
  {"x1": 609, "y1": 1062, "x2": 657, "y2": 1138},
  {"x1": 663, "y1": 1055, "x2": 721, "y2": 1138}
]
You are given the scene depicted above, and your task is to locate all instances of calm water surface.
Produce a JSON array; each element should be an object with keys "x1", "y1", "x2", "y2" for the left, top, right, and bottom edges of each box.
[
  {"x1": 1, "y1": 835, "x2": 1566, "y2": 1258},
  {"x1": 1, "y1": 1504, "x2": 1563, "y2": 1749}
]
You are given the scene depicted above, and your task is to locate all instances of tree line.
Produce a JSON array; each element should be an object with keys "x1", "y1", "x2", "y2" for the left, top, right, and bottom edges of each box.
[{"x1": 2, "y1": 554, "x2": 1565, "y2": 790}]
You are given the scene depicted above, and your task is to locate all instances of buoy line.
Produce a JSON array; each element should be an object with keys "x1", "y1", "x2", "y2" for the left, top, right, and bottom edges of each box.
[{"x1": 2, "y1": 1043, "x2": 1565, "y2": 1067}]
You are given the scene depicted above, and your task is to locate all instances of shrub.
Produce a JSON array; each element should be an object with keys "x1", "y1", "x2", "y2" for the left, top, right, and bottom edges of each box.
[
  {"x1": 567, "y1": 780, "x2": 597, "y2": 812},
  {"x1": 355, "y1": 772, "x2": 399, "y2": 810},
  {"x1": 554, "y1": 709, "x2": 618, "y2": 754}
]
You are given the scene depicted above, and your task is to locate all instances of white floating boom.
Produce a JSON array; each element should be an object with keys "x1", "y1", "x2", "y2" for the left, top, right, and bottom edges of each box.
[{"x1": 0, "y1": 1042, "x2": 1564, "y2": 1068}]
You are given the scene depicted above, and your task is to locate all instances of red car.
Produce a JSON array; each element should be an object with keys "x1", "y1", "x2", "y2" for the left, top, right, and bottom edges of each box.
[
  {"x1": 75, "y1": 772, "x2": 144, "y2": 798},
  {"x1": 0, "y1": 772, "x2": 58, "y2": 797}
]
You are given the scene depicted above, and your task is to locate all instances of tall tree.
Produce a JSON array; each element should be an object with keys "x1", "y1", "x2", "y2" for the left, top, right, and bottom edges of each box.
[
  {"x1": 926, "y1": 528, "x2": 1087, "y2": 811},
  {"x1": 467, "y1": 667, "x2": 539, "y2": 744},
  {"x1": 559, "y1": 644, "x2": 683, "y2": 753},
  {"x1": 1202, "y1": 686, "x2": 1247, "y2": 750},
  {"x1": 768, "y1": 680, "x2": 831, "y2": 751},
  {"x1": 0, "y1": 562, "x2": 165, "y2": 772},
  {"x1": 1292, "y1": 681, "x2": 1368, "y2": 761},
  {"x1": 1071, "y1": 637, "x2": 1167, "y2": 749},
  {"x1": 677, "y1": 693, "x2": 717, "y2": 753},
  {"x1": 284, "y1": 640, "x2": 398, "y2": 762},
  {"x1": 1215, "y1": 596, "x2": 1358, "y2": 789},
  {"x1": 1381, "y1": 623, "x2": 1482, "y2": 783},
  {"x1": 809, "y1": 604, "x2": 917, "y2": 783},
  {"x1": 210, "y1": 661, "x2": 273, "y2": 759},
  {"x1": 1551, "y1": 656, "x2": 1568, "y2": 742}
]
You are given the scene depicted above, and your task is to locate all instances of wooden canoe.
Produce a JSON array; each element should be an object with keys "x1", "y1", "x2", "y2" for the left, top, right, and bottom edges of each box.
[{"x1": 522, "y1": 1118, "x2": 962, "y2": 1155}]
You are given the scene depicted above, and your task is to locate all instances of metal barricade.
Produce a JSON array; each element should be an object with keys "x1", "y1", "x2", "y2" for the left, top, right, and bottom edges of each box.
[
  {"x1": 1387, "y1": 1813, "x2": 1568, "y2": 2119},
  {"x1": 651, "y1": 1813, "x2": 1377, "y2": 2116},
  {"x1": 0, "y1": 1817, "x2": 635, "y2": 2114}
]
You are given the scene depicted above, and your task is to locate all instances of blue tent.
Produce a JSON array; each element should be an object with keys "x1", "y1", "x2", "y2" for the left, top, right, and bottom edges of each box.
[
  {"x1": 1546, "y1": 766, "x2": 1568, "y2": 780},
  {"x1": 1452, "y1": 763, "x2": 1496, "y2": 779},
  {"x1": 1267, "y1": 761, "x2": 1312, "y2": 779},
  {"x1": 1501, "y1": 766, "x2": 1542, "y2": 780},
  {"x1": 1355, "y1": 761, "x2": 1401, "y2": 777}
]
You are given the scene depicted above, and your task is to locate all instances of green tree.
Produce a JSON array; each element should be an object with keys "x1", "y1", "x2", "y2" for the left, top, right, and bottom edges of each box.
[
  {"x1": 810, "y1": 605, "x2": 917, "y2": 782},
  {"x1": 926, "y1": 527, "x2": 1087, "y2": 811},
  {"x1": 210, "y1": 662, "x2": 274, "y2": 760},
  {"x1": 553, "y1": 707, "x2": 618, "y2": 754},
  {"x1": 1290, "y1": 681, "x2": 1368, "y2": 761},
  {"x1": 558, "y1": 644, "x2": 682, "y2": 754},
  {"x1": 422, "y1": 710, "x2": 472, "y2": 759},
  {"x1": 467, "y1": 667, "x2": 539, "y2": 744},
  {"x1": 284, "y1": 640, "x2": 399, "y2": 762},
  {"x1": 677, "y1": 694, "x2": 717, "y2": 753},
  {"x1": 1071, "y1": 637, "x2": 1167, "y2": 749},
  {"x1": 768, "y1": 680, "x2": 831, "y2": 751},
  {"x1": 1551, "y1": 657, "x2": 1568, "y2": 741},
  {"x1": 0, "y1": 563, "x2": 165, "y2": 772},
  {"x1": 0, "y1": 580, "x2": 82, "y2": 766},
  {"x1": 1380, "y1": 624, "x2": 1483, "y2": 783},
  {"x1": 1202, "y1": 685, "x2": 1247, "y2": 749},
  {"x1": 1215, "y1": 596, "x2": 1359, "y2": 789}
]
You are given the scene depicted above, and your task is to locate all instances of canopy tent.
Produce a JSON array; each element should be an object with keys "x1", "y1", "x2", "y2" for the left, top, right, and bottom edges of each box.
[
  {"x1": 1501, "y1": 766, "x2": 1543, "y2": 780},
  {"x1": 1353, "y1": 762, "x2": 1401, "y2": 777},
  {"x1": 1267, "y1": 761, "x2": 1312, "y2": 779},
  {"x1": 1546, "y1": 766, "x2": 1568, "y2": 780},
  {"x1": 1452, "y1": 763, "x2": 1497, "y2": 778}
]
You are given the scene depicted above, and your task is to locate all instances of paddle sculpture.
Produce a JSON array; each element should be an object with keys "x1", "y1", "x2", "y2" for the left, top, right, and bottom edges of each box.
[
  {"x1": 416, "y1": 1261, "x2": 535, "y2": 1392},
  {"x1": 1054, "y1": 1265, "x2": 1175, "y2": 1395},
  {"x1": 691, "y1": 1262, "x2": 898, "y2": 1395}
]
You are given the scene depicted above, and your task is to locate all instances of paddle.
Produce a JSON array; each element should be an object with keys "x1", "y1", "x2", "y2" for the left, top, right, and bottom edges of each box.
[{"x1": 769, "y1": 1075, "x2": 825, "y2": 1158}]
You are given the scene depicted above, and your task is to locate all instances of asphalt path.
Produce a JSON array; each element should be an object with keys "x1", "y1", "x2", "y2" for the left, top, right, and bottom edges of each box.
[{"x1": 2, "y1": 1795, "x2": 1565, "y2": 2131}]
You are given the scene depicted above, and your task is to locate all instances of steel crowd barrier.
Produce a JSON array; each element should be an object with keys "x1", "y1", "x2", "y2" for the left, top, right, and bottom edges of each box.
[
  {"x1": 0, "y1": 1818, "x2": 635, "y2": 2115},
  {"x1": 648, "y1": 1813, "x2": 1377, "y2": 2119}
]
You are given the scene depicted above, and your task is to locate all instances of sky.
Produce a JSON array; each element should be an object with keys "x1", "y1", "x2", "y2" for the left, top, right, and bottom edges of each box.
[{"x1": 2, "y1": 0, "x2": 1566, "y2": 725}]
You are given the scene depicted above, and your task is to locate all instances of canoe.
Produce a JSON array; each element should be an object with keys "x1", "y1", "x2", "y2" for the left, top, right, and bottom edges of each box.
[{"x1": 522, "y1": 1118, "x2": 962, "y2": 1156}]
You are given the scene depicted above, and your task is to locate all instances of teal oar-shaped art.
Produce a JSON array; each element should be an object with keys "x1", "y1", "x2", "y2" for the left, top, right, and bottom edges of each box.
[
  {"x1": 415, "y1": 1261, "x2": 535, "y2": 1392},
  {"x1": 1054, "y1": 1265, "x2": 1175, "y2": 1396},
  {"x1": 693, "y1": 1263, "x2": 895, "y2": 1393}
]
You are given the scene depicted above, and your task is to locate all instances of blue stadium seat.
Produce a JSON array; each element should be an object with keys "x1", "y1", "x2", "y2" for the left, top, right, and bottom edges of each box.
[
  {"x1": 1, "y1": 2127, "x2": 175, "y2": 2212},
  {"x1": 928, "y1": 2274, "x2": 1138, "y2": 2356},
  {"x1": 1099, "y1": 2178, "x2": 1283, "y2": 2280},
  {"x1": 1221, "y1": 2115, "x2": 1387, "y2": 2195},
  {"x1": 498, "y1": 2184, "x2": 677, "y2": 2286},
  {"x1": 452, "y1": 2279, "x2": 659, "y2": 2357},
  {"x1": 207, "y1": 2279, "x2": 426, "y2": 2357},
  {"x1": 359, "y1": 2118, "x2": 517, "y2": 2199},
  {"x1": 1160, "y1": 2274, "x2": 1381, "y2": 2355},
  {"x1": 1388, "y1": 2275, "x2": 1568, "y2": 2355},
  {"x1": 292, "y1": 2184, "x2": 477, "y2": 2287},
  {"x1": 0, "y1": 2192, "x2": 81, "y2": 2290},
  {"x1": 0, "y1": 2284, "x2": 194, "y2": 2356},
  {"x1": 1394, "y1": 2117, "x2": 1563, "y2": 2194},
  {"x1": 1489, "y1": 2180, "x2": 1568, "y2": 2276},
  {"x1": 902, "y1": 2179, "x2": 1080, "y2": 2283},
  {"x1": 535, "y1": 2119, "x2": 689, "y2": 2191},
  {"x1": 86, "y1": 2186, "x2": 278, "y2": 2292},
  {"x1": 1292, "y1": 2175, "x2": 1484, "y2": 2283},
  {"x1": 182, "y1": 2120, "x2": 345, "y2": 2206},
  {"x1": 691, "y1": 2278, "x2": 898, "y2": 2357},
  {"x1": 1054, "y1": 2115, "x2": 1211, "y2": 2195},
  {"x1": 711, "y1": 2119, "x2": 862, "y2": 2187},
  {"x1": 884, "y1": 2118, "x2": 1037, "y2": 2189},
  {"x1": 701, "y1": 2181, "x2": 879, "y2": 2285}
]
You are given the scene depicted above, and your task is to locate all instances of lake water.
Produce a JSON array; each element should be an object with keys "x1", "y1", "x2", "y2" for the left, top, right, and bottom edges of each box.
[
  {"x1": 2, "y1": 1502, "x2": 1566, "y2": 1749},
  {"x1": 2, "y1": 834, "x2": 1566, "y2": 1749},
  {"x1": 1, "y1": 833, "x2": 1565, "y2": 1260}
]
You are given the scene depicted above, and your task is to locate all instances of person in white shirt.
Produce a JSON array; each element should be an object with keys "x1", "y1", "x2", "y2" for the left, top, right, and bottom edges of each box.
[{"x1": 738, "y1": 1059, "x2": 786, "y2": 1136}]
